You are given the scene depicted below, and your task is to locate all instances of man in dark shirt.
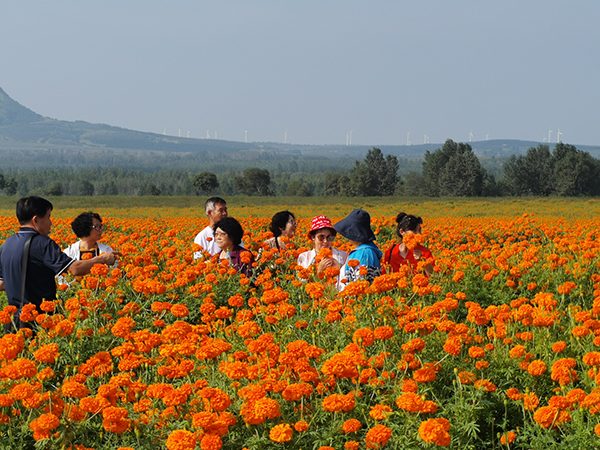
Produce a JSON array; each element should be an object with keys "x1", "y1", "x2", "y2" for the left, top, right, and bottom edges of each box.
[{"x1": 0, "y1": 196, "x2": 120, "y2": 330}]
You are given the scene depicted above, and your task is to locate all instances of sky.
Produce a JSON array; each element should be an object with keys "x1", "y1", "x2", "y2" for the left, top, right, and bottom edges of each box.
[{"x1": 1, "y1": 1, "x2": 598, "y2": 146}]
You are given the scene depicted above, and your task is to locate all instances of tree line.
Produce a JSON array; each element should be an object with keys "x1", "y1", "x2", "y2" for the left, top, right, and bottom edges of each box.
[{"x1": 1, "y1": 140, "x2": 598, "y2": 197}]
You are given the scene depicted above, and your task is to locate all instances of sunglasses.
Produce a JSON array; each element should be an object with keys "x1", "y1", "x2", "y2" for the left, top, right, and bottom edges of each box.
[{"x1": 316, "y1": 234, "x2": 335, "y2": 242}]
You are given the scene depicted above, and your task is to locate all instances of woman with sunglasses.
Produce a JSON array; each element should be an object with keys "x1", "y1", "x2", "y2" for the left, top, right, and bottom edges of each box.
[
  {"x1": 384, "y1": 212, "x2": 434, "y2": 276},
  {"x1": 63, "y1": 212, "x2": 114, "y2": 260},
  {"x1": 297, "y1": 215, "x2": 347, "y2": 274}
]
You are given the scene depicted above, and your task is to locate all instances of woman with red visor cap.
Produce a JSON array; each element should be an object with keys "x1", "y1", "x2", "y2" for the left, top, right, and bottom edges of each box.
[{"x1": 297, "y1": 215, "x2": 348, "y2": 275}]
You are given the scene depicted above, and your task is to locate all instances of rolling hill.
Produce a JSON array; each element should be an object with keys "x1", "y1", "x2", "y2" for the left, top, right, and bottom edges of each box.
[{"x1": 1, "y1": 87, "x2": 599, "y2": 172}]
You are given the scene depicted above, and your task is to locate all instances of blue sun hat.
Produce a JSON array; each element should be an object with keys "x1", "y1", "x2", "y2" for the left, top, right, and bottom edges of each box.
[{"x1": 334, "y1": 209, "x2": 376, "y2": 243}]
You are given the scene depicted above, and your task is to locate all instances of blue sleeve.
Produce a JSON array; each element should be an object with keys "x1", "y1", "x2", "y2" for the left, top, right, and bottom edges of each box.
[{"x1": 41, "y1": 238, "x2": 74, "y2": 275}]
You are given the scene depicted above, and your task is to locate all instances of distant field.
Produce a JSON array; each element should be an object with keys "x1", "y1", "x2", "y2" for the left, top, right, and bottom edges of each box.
[{"x1": 0, "y1": 195, "x2": 599, "y2": 219}]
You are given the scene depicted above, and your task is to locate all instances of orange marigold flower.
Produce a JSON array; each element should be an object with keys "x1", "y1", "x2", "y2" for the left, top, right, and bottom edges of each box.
[
  {"x1": 33, "y1": 343, "x2": 59, "y2": 364},
  {"x1": 458, "y1": 371, "x2": 476, "y2": 385},
  {"x1": 533, "y1": 406, "x2": 560, "y2": 429},
  {"x1": 347, "y1": 259, "x2": 360, "y2": 268},
  {"x1": 402, "y1": 338, "x2": 426, "y2": 353},
  {"x1": 468, "y1": 346, "x2": 485, "y2": 359},
  {"x1": 527, "y1": 360, "x2": 547, "y2": 376},
  {"x1": 353, "y1": 327, "x2": 375, "y2": 347},
  {"x1": 171, "y1": 304, "x2": 189, "y2": 318},
  {"x1": 509, "y1": 345, "x2": 526, "y2": 359},
  {"x1": 506, "y1": 388, "x2": 523, "y2": 400},
  {"x1": 166, "y1": 429, "x2": 197, "y2": 450},
  {"x1": 102, "y1": 406, "x2": 130, "y2": 434},
  {"x1": 418, "y1": 418, "x2": 451, "y2": 447},
  {"x1": 552, "y1": 341, "x2": 567, "y2": 353},
  {"x1": 200, "y1": 434, "x2": 223, "y2": 450},
  {"x1": 522, "y1": 392, "x2": 539, "y2": 411},
  {"x1": 342, "y1": 418, "x2": 361, "y2": 433},
  {"x1": 572, "y1": 325, "x2": 590, "y2": 338},
  {"x1": 269, "y1": 423, "x2": 293, "y2": 443},
  {"x1": 111, "y1": 317, "x2": 135, "y2": 339},
  {"x1": 294, "y1": 420, "x2": 309, "y2": 432},
  {"x1": 322, "y1": 393, "x2": 355, "y2": 412},
  {"x1": 413, "y1": 367, "x2": 437, "y2": 383},
  {"x1": 374, "y1": 326, "x2": 394, "y2": 340},
  {"x1": 551, "y1": 358, "x2": 578, "y2": 385},
  {"x1": 29, "y1": 413, "x2": 60, "y2": 432},
  {"x1": 62, "y1": 381, "x2": 90, "y2": 399},
  {"x1": 500, "y1": 431, "x2": 516, "y2": 445},
  {"x1": 396, "y1": 392, "x2": 424, "y2": 413},
  {"x1": 370, "y1": 404, "x2": 393, "y2": 421},
  {"x1": 345, "y1": 442, "x2": 360, "y2": 450},
  {"x1": 443, "y1": 337, "x2": 462, "y2": 356},
  {"x1": 365, "y1": 424, "x2": 392, "y2": 449}
]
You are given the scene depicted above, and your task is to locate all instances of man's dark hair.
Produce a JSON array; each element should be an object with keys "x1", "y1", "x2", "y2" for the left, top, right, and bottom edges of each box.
[
  {"x1": 269, "y1": 210, "x2": 295, "y2": 237},
  {"x1": 71, "y1": 212, "x2": 103, "y2": 238},
  {"x1": 16, "y1": 196, "x2": 53, "y2": 225},
  {"x1": 205, "y1": 197, "x2": 227, "y2": 215},
  {"x1": 213, "y1": 217, "x2": 244, "y2": 246}
]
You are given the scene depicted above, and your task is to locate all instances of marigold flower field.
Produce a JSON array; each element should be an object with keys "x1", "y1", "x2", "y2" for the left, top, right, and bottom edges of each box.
[{"x1": 1, "y1": 198, "x2": 600, "y2": 450}]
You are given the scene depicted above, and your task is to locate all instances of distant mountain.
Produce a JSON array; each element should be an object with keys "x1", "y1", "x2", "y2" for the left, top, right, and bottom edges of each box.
[{"x1": 1, "y1": 86, "x2": 599, "y2": 171}]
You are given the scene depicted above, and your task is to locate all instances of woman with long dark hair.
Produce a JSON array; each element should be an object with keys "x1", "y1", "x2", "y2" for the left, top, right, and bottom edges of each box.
[{"x1": 384, "y1": 213, "x2": 434, "y2": 276}]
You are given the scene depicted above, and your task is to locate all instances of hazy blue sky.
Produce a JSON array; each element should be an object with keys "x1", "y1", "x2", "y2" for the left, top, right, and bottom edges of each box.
[{"x1": 1, "y1": 1, "x2": 598, "y2": 146}]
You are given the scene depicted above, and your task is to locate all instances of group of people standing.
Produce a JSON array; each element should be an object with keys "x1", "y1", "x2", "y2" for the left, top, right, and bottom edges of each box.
[{"x1": 192, "y1": 196, "x2": 434, "y2": 290}]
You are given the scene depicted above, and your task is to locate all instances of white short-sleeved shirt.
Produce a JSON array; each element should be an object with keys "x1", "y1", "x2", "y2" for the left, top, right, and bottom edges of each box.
[{"x1": 193, "y1": 226, "x2": 220, "y2": 258}]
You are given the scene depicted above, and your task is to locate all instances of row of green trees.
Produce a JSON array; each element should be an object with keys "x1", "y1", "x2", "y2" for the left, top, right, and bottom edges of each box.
[{"x1": 1, "y1": 141, "x2": 598, "y2": 197}]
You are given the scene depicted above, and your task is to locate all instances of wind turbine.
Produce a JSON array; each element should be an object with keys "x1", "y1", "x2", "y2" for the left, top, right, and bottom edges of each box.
[
  {"x1": 245, "y1": 130, "x2": 248, "y2": 143},
  {"x1": 163, "y1": 127, "x2": 167, "y2": 135},
  {"x1": 469, "y1": 131, "x2": 473, "y2": 142},
  {"x1": 407, "y1": 132, "x2": 411, "y2": 146},
  {"x1": 187, "y1": 131, "x2": 190, "y2": 138},
  {"x1": 548, "y1": 129, "x2": 552, "y2": 143},
  {"x1": 207, "y1": 130, "x2": 210, "y2": 139},
  {"x1": 349, "y1": 131, "x2": 353, "y2": 145},
  {"x1": 557, "y1": 128, "x2": 562, "y2": 143}
]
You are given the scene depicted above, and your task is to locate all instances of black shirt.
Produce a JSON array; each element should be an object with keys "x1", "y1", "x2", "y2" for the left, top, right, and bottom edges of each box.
[{"x1": 0, "y1": 227, "x2": 74, "y2": 309}]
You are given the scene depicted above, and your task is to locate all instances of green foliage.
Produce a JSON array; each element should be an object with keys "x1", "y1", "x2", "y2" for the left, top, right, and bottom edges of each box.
[
  {"x1": 192, "y1": 171, "x2": 219, "y2": 195},
  {"x1": 321, "y1": 172, "x2": 349, "y2": 196},
  {"x1": 234, "y1": 168, "x2": 273, "y2": 196},
  {"x1": 285, "y1": 180, "x2": 311, "y2": 196},
  {"x1": 422, "y1": 140, "x2": 487, "y2": 196},
  {"x1": 500, "y1": 143, "x2": 600, "y2": 196},
  {"x1": 346, "y1": 147, "x2": 400, "y2": 196}
]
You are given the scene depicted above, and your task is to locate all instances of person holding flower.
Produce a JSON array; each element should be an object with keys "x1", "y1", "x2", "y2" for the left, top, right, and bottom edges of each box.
[
  {"x1": 297, "y1": 215, "x2": 348, "y2": 275},
  {"x1": 264, "y1": 210, "x2": 296, "y2": 251},
  {"x1": 64, "y1": 212, "x2": 115, "y2": 261},
  {"x1": 334, "y1": 209, "x2": 382, "y2": 288},
  {"x1": 213, "y1": 217, "x2": 255, "y2": 277},
  {"x1": 384, "y1": 213, "x2": 434, "y2": 276}
]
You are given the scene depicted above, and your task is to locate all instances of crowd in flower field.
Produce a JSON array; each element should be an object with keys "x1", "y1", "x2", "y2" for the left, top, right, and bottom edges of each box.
[{"x1": 0, "y1": 198, "x2": 599, "y2": 449}]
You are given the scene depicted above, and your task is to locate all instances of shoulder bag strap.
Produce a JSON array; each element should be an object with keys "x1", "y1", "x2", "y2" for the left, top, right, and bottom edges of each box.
[
  {"x1": 387, "y1": 244, "x2": 396, "y2": 265},
  {"x1": 20, "y1": 234, "x2": 35, "y2": 310}
]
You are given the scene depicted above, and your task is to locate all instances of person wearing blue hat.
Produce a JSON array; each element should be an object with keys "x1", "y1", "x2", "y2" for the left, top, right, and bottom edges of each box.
[{"x1": 334, "y1": 209, "x2": 382, "y2": 289}]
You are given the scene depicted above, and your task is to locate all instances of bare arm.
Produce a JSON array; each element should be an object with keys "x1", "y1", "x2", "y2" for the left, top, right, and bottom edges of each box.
[
  {"x1": 68, "y1": 251, "x2": 122, "y2": 276},
  {"x1": 0, "y1": 280, "x2": 4, "y2": 291}
]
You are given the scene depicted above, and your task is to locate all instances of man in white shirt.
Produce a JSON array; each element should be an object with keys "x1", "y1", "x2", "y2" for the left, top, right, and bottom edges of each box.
[{"x1": 193, "y1": 197, "x2": 228, "y2": 258}]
